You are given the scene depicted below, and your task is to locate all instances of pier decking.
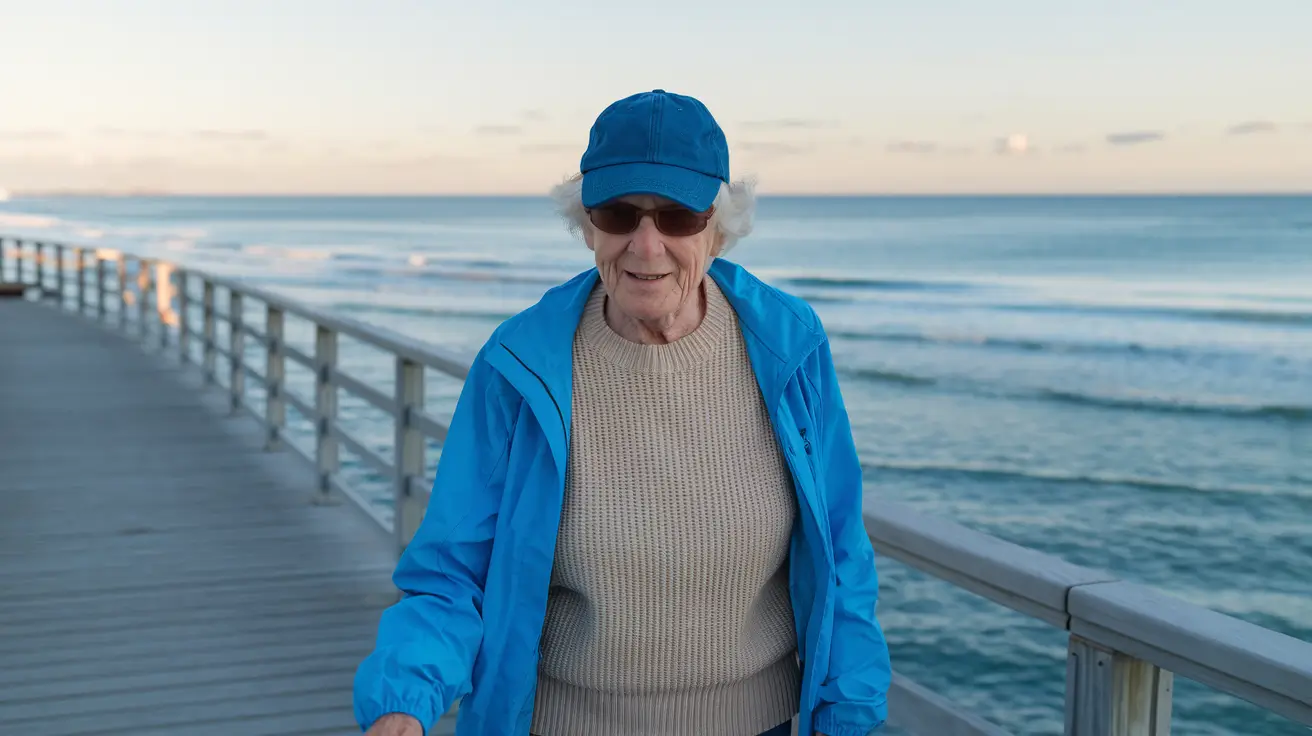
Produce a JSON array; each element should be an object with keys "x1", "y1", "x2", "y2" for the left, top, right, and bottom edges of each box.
[{"x1": 0, "y1": 299, "x2": 457, "y2": 735}]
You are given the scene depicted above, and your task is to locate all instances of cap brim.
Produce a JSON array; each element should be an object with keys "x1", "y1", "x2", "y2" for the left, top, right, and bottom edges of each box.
[{"x1": 582, "y1": 162, "x2": 721, "y2": 212}]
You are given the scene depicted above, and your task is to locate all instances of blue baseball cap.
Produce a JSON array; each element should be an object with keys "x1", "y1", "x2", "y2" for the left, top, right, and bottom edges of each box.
[{"x1": 580, "y1": 89, "x2": 729, "y2": 213}]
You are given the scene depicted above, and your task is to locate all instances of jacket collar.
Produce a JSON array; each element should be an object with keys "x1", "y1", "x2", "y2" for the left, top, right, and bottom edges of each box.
[{"x1": 493, "y1": 258, "x2": 824, "y2": 409}]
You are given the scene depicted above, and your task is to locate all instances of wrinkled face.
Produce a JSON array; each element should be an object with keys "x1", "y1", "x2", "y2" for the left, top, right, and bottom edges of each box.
[{"x1": 584, "y1": 194, "x2": 720, "y2": 324}]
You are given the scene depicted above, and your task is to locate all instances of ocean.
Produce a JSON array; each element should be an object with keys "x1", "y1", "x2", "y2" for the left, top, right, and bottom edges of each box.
[{"x1": 2, "y1": 194, "x2": 1308, "y2": 735}]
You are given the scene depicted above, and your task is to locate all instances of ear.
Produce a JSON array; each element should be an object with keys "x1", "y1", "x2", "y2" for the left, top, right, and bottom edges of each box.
[
  {"x1": 710, "y1": 229, "x2": 725, "y2": 258},
  {"x1": 582, "y1": 224, "x2": 597, "y2": 252}
]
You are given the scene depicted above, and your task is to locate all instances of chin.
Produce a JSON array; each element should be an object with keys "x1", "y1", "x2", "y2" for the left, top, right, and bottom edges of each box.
[{"x1": 615, "y1": 297, "x2": 671, "y2": 323}]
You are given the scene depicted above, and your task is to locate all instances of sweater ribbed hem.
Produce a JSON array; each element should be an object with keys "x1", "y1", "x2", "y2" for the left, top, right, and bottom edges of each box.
[
  {"x1": 580, "y1": 277, "x2": 733, "y2": 373},
  {"x1": 530, "y1": 653, "x2": 800, "y2": 736}
]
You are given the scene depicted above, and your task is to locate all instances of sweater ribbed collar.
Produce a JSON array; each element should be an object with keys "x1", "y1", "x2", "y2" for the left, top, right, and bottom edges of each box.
[{"x1": 579, "y1": 277, "x2": 734, "y2": 373}]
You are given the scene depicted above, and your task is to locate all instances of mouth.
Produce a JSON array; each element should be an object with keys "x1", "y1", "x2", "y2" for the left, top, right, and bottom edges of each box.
[{"x1": 625, "y1": 271, "x2": 668, "y2": 282}]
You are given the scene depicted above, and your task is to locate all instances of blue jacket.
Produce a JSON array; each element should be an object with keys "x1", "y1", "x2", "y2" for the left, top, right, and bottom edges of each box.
[{"x1": 354, "y1": 258, "x2": 891, "y2": 736}]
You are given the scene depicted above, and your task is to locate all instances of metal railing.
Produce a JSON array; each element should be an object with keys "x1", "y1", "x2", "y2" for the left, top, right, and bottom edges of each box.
[{"x1": 4, "y1": 235, "x2": 1310, "y2": 736}]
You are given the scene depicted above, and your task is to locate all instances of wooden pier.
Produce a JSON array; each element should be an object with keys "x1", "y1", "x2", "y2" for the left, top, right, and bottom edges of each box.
[
  {"x1": 0, "y1": 260, "x2": 459, "y2": 734},
  {"x1": 1, "y1": 236, "x2": 1310, "y2": 736}
]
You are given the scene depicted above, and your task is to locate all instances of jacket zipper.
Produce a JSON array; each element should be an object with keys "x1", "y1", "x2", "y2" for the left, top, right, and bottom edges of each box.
[{"x1": 501, "y1": 344, "x2": 566, "y2": 437}]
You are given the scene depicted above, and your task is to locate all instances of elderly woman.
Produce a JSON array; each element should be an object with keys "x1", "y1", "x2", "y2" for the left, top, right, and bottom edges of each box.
[{"x1": 354, "y1": 89, "x2": 891, "y2": 736}]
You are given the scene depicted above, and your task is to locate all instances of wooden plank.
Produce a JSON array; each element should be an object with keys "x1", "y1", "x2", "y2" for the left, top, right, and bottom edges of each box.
[
  {"x1": 0, "y1": 615, "x2": 377, "y2": 672},
  {"x1": 0, "y1": 569, "x2": 396, "y2": 625},
  {"x1": 0, "y1": 604, "x2": 382, "y2": 656},
  {"x1": 0, "y1": 651, "x2": 366, "y2": 703},
  {"x1": 0, "y1": 670, "x2": 353, "y2": 722},
  {"x1": 4, "y1": 688, "x2": 351, "y2": 735},
  {"x1": 0, "y1": 567, "x2": 394, "y2": 621},
  {"x1": 128, "y1": 706, "x2": 362, "y2": 736},
  {"x1": 2, "y1": 593, "x2": 386, "y2": 642},
  {"x1": 10, "y1": 560, "x2": 395, "y2": 599},
  {"x1": 0, "y1": 638, "x2": 372, "y2": 688}
]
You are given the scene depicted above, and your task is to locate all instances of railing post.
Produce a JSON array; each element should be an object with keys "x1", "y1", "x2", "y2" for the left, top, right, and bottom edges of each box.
[
  {"x1": 264, "y1": 307, "x2": 285, "y2": 449},
  {"x1": 55, "y1": 244, "x2": 65, "y2": 305},
  {"x1": 137, "y1": 259, "x2": 151, "y2": 341},
  {"x1": 96, "y1": 254, "x2": 107, "y2": 320},
  {"x1": 228, "y1": 290, "x2": 244, "y2": 413},
  {"x1": 117, "y1": 256, "x2": 129, "y2": 330},
  {"x1": 35, "y1": 242, "x2": 45, "y2": 295},
  {"x1": 157, "y1": 264, "x2": 170, "y2": 350},
  {"x1": 1065, "y1": 635, "x2": 1173, "y2": 736},
  {"x1": 76, "y1": 248, "x2": 87, "y2": 314},
  {"x1": 314, "y1": 325, "x2": 339, "y2": 503},
  {"x1": 0, "y1": 236, "x2": 6, "y2": 282},
  {"x1": 394, "y1": 357, "x2": 427, "y2": 553},
  {"x1": 202, "y1": 281, "x2": 216, "y2": 383},
  {"x1": 177, "y1": 270, "x2": 189, "y2": 362}
]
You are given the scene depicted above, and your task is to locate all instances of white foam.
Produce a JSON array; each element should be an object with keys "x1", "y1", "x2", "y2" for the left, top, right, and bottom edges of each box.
[{"x1": 0, "y1": 213, "x2": 59, "y2": 229}]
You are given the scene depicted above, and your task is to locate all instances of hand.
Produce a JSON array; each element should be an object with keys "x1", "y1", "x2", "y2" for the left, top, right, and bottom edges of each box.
[{"x1": 364, "y1": 713, "x2": 423, "y2": 736}]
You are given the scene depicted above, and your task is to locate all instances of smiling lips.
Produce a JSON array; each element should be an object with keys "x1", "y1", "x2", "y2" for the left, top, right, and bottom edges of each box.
[{"x1": 626, "y1": 271, "x2": 667, "y2": 281}]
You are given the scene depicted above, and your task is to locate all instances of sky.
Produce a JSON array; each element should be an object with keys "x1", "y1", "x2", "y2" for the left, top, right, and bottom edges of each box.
[{"x1": 1, "y1": 0, "x2": 1310, "y2": 195}]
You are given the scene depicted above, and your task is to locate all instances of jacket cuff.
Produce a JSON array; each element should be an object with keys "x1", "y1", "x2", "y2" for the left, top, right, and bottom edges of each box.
[
  {"x1": 813, "y1": 703, "x2": 887, "y2": 736},
  {"x1": 356, "y1": 693, "x2": 441, "y2": 735}
]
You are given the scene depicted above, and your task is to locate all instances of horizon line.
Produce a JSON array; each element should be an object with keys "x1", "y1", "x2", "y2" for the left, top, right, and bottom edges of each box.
[{"x1": 6, "y1": 189, "x2": 1312, "y2": 199}]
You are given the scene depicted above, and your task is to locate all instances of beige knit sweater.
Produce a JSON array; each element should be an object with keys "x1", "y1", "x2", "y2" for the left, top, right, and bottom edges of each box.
[{"x1": 531, "y1": 278, "x2": 800, "y2": 736}]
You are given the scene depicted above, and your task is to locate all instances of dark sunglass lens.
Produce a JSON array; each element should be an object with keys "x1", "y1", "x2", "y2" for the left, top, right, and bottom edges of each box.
[
  {"x1": 589, "y1": 204, "x2": 639, "y2": 234},
  {"x1": 656, "y1": 208, "x2": 708, "y2": 236}
]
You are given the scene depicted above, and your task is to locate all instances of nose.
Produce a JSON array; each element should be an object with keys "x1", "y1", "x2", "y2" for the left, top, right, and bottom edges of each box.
[{"x1": 628, "y1": 214, "x2": 664, "y2": 258}]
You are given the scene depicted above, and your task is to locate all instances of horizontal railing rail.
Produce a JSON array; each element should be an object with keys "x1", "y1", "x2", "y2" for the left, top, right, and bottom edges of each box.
[{"x1": 3, "y1": 234, "x2": 1309, "y2": 736}]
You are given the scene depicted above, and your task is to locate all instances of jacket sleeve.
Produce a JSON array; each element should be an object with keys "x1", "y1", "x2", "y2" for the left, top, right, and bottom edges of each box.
[
  {"x1": 810, "y1": 336, "x2": 892, "y2": 736},
  {"x1": 353, "y1": 352, "x2": 514, "y2": 733}
]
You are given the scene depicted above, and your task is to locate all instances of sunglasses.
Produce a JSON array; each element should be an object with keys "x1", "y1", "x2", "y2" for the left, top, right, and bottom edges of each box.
[{"x1": 586, "y1": 202, "x2": 714, "y2": 237}]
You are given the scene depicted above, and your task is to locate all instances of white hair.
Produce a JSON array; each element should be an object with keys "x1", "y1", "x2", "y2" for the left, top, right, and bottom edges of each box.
[{"x1": 548, "y1": 173, "x2": 758, "y2": 254}]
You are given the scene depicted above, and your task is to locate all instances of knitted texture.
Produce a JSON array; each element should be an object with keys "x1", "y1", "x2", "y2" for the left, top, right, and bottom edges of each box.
[{"x1": 531, "y1": 277, "x2": 800, "y2": 736}]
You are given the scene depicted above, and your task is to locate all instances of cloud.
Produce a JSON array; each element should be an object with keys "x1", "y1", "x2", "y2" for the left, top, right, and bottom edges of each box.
[
  {"x1": 886, "y1": 140, "x2": 938, "y2": 154},
  {"x1": 740, "y1": 118, "x2": 831, "y2": 131},
  {"x1": 520, "y1": 142, "x2": 578, "y2": 154},
  {"x1": 520, "y1": 109, "x2": 549, "y2": 122},
  {"x1": 0, "y1": 129, "x2": 64, "y2": 141},
  {"x1": 474, "y1": 124, "x2": 523, "y2": 136},
  {"x1": 96, "y1": 127, "x2": 166, "y2": 139},
  {"x1": 1227, "y1": 120, "x2": 1278, "y2": 135},
  {"x1": 995, "y1": 133, "x2": 1032, "y2": 155},
  {"x1": 1106, "y1": 130, "x2": 1165, "y2": 145},
  {"x1": 737, "y1": 141, "x2": 813, "y2": 156},
  {"x1": 195, "y1": 129, "x2": 269, "y2": 142},
  {"x1": 91, "y1": 154, "x2": 179, "y2": 167},
  {"x1": 362, "y1": 153, "x2": 479, "y2": 167},
  {"x1": 0, "y1": 154, "x2": 71, "y2": 166},
  {"x1": 1056, "y1": 143, "x2": 1088, "y2": 154}
]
